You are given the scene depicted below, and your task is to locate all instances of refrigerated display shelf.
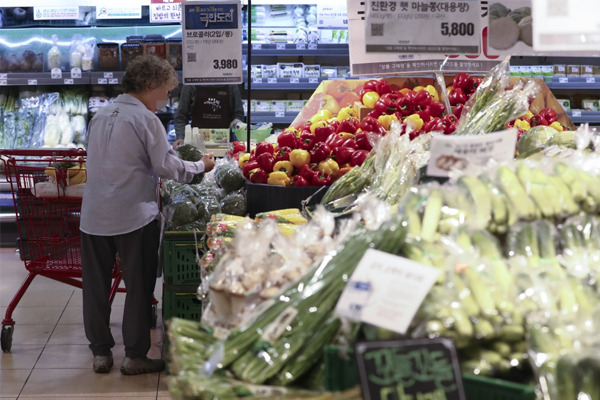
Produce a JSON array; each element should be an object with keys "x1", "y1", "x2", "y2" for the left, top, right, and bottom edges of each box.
[
  {"x1": 567, "y1": 110, "x2": 600, "y2": 124},
  {"x1": 242, "y1": 43, "x2": 349, "y2": 56},
  {"x1": 545, "y1": 76, "x2": 600, "y2": 90}
]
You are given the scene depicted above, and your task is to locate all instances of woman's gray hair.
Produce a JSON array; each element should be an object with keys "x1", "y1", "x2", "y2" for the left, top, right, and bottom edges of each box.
[{"x1": 122, "y1": 54, "x2": 179, "y2": 93}]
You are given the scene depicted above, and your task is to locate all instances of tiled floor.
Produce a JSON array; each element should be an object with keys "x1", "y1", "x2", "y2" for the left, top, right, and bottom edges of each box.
[{"x1": 0, "y1": 247, "x2": 170, "y2": 399}]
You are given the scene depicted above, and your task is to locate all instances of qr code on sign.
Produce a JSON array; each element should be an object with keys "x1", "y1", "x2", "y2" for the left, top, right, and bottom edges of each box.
[
  {"x1": 371, "y1": 23, "x2": 384, "y2": 36},
  {"x1": 187, "y1": 53, "x2": 197, "y2": 62}
]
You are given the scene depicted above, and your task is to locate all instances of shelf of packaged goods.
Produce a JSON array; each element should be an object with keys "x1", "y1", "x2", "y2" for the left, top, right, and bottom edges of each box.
[
  {"x1": 545, "y1": 76, "x2": 600, "y2": 90},
  {"x1": 567, "y1": 110, "x2": 600, "y2": 124},
  {"x1": 243, "y1": 42, "x2": 349, "y2": 57},
  {"x1": 245, "y1": 76, "x2": 326, "y2": 90},
  {"x1": 248, "y1": 111, "x2": 297, "y2": 125},
  {"x1": 0, "y1": 71, "x2": 91, "y2": 86}
]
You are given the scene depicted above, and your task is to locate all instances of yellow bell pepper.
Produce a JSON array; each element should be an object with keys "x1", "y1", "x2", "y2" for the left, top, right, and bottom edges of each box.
[
  {"x1": 362, "y1": 91, "x2": 380, "y2": 108},
  {"x1": 550, "y1": 121, "x2": 564, "y2": 131},
  {"x1": 403, "y1": 114, "x2": 424, "y2": 131},
  {"x1": 336, "y1": 106, "x2": 357, "y2": 121},
  {"x1": 309, "y1": 109, "x2": 333, "y2": 124},
  {"x1": 267, "y1": 171, "x2": 291, "y2": 186},
  {"x1": 238, "y1": 153, "x2": 251, "y2": 169},
  {"x1": 273, "y1": 160, "x2": 294, "y2": 177},
  {"x1": 413, "y1": 85, "x2": 425, "y2": 92},
  {"x1": 446, "y1": 85, "x2": 454, "y2": 95},
  {"x1": 523, "y1": 111, "x2": 534, "y2": 119},
  {"x1": 514, "y1": 119, "x2": 531, "y2": 130},
  {"x1": 425, "y1": 85, "x2": 439, "y2": 102},
  {"x1": 338, "y1": 132, "x2": 355, "y2": 141},
  {"x1": 310, "y1": 120, "x2": 328, "y2": 134},
  {"x1": 377, "y1": 114, "x2": 398, "y2": 130},
  {"x1": 289, "y1": 149, "x2": 311, "y2": 168},
  {"x1": 318, "y1": 158, "x2": 339, "y2": 177}
]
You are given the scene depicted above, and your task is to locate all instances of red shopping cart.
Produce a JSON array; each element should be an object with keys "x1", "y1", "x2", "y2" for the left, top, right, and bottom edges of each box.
[{"x1": 0, "y1": 149, "x2": 156, "y2": 352}]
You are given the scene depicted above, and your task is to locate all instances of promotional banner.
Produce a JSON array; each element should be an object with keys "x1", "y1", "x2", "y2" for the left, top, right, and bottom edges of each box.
[{"x1": 182, "y1": 1, "x2": 243, "y2": 84}]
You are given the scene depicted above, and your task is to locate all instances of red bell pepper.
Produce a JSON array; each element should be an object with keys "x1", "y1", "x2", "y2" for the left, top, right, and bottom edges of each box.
[
  {"x1": 314, "y1": 125, "x2": 335, "y2": 143},
  {"x1": 416, "y1": 108, "x2": 431, "y2": 123},
  {"x1": 274, "y1": 146, "x2": 292, "y2": 162},
  {"x1": 530, "y1": 115, "x2": 549, "y2": 126},
  {"x1": 309, "y1": 142, "x2": 331, "y2": 163},
  {"x1": 375, "y1": 79, "x2": 392, "y2": 96},
  {"x1": 311, "y1": 170, "x2": 332, "y2": 186},
  {"x1": 256, "y1": 152, "x2": 276, "y2": 173},
  {"x1": 277, "y1": 130, "x2": 297, "y2": 149},
  {"x1": 350, "y1": 149, "x2": 369, "y2": 167},
  {"x1": 374, "y1": 92, "x2": 403, "y2": 115},
  {"x1": 355, "y1": 132, "x2": 373, "y2": 151},
  {"x1": 255, "y1": 141, "x2": 274, "y2": 157},
  {"x1": 367, "y1": 109, "x2": 382, "y2": 119},
  {"x1": 414, "y1": 90, "x2": 432, "y2": 108},
  {"x1": 359, "y1": 116, "x2": 387, "y2": 135},
  {"x1": 230, "y1": 141, "x2": 246, "y2": 154},
  {"x1": 290, "y1": 175, "x2": 309, "y2": 186},
  {"x1": 453, "y1": 72, "x2": 473, "y2": 91},
  {"x1": 298, "y1": 131, "x2": 316, "y2": 150},
  {"x1": 242, "y1": 160, "x2": 259, "y2": 179},
  {"x1": 538, "y1": 108, "x2": 558, "y2": 124},
  {"x1": 453, "y1": 103, "x2": 465, "y2": 119},
  {"x1": 362, "y1": 79, "x2": 378, "y2": 93},
  {"x1": 424, "y1": 118, "x2": 446, "y2": 133},
  {"x1": 398, "y1": 95, "x2": 416, "y2": 116},
  {"x1": 466, "y1": 77, "x2": 482, "y2": 95},
  {"x1": 428, "y1": 101, "x2": 446, "y2": 118},
  {"x1": 298, "y1": 163, "x2": 318, "y2": 181},
  {"x1": 325, "y1": 132, "x2": 345, "y2": 150},
  {"x1": 333, "y1": 146, "x2": 356, "y2": 165},
  {"x1": 249, "y1": 168, "x2": 268, "y2": 184},
  {"x1": 409, "y1": 130, "x2": 424, "y2": 140},
  {"x1": 341, "y1": 138, "x2": 358, "y2": 149},
  {"x1": 448, "y1": 88, "x2": 467, "y2": 106},
  {"x1": 336, "y1": 117, "x2": 359, "y2": 134}
]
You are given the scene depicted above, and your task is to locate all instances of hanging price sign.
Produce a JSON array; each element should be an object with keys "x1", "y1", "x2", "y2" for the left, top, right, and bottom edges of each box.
[
  {"x1": 364, "y1": 0, "x2": 480, "y2": 54},
  {"x1": 182, "y1": 1, "x2": 242, "y2": 85}
]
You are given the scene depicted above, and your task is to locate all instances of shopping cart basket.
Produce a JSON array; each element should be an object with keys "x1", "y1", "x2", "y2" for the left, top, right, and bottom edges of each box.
[{"x1": 0, "y1": 149, "x2": 134, "y2": 352}]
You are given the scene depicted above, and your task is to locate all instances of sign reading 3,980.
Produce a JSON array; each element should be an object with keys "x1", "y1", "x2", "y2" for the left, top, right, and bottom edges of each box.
[{"x1": 365, "y1": 0, "x2": 480, "y2": 54}]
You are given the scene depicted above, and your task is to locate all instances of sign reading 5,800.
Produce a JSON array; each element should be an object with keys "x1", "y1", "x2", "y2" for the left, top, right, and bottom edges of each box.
[
  {"x1": 213, "y1": 59, "x2": 238, "y2": 69},
  {"x1": 440, "y1": 22, "x2": 475, "y2": 37}
]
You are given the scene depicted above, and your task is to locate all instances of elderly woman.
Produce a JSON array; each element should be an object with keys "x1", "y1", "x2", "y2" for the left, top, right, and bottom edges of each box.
[{"x1": 80, "y1": 55, "x2": 215, "y2": 375}]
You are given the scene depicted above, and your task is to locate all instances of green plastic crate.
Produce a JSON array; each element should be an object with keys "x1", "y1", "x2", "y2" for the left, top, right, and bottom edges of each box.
[
  {"x1": 162, "y1": 285, "x2": 203, "y2": 323},
  {"x1": 323, "y1": 345, "x2": 537, "y2": 400},
  {"x1": 162, "y1": 237, "x2": 204, "y2": 285}
]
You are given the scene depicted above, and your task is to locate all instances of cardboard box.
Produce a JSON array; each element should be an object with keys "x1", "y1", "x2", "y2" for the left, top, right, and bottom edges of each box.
[
  {"x1": 555, "y1": 99, "x2": 571, "y2": 111},
  {"x1": 582, "y1": 99, "x2": 600, "y2": 111},
  {"x1": 553, "y1": 64, "x2": 567, "y2": 77},
  {"x1": 580, "y1": 65, "x2": 595, "y2": 77}
]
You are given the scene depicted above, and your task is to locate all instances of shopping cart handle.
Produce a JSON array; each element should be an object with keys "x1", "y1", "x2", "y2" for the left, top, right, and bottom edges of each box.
[{"x1": 0, "y1": 148, "x2": 86, "y2": 158}]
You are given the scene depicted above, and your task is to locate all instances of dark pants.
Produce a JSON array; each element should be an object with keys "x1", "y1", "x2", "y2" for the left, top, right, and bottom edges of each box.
[{"x1": 80, "y1": 219, "x2": 159, "y2": 359}]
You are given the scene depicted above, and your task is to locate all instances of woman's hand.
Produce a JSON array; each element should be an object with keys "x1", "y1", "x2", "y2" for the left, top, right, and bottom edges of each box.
[
  {"x1": 172, "y1": 139, "x2": 184, "y2": 149},
  {"x1": 202, "y1": 153, "x2": 216, "y2": 172}
]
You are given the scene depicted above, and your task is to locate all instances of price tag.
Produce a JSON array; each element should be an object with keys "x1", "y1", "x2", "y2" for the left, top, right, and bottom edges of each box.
[
  {"x1": 51, "y1": 68, "x2": 62, "y2": 79},
  {"x1": 295, "y1": 43, "x2": 306, "y2": 50},
  {"x1": 28, "y1": 79, "x2": 38, "y2": 85},
  {"x1": 308, "y1": 43, "x2": 318, "y2": 50},
  {"x1": 267, "y1": 77, "x2": 277, "y2": 84},
  {"x1": 0, "y1": 73, "x2": 7, "y2": 79},
  {"x1": 290, "y1": 77, "x2": 300, "y2": 84},
  {"x1": 572, "y1": 110, "x2": 582, "y2": 117},
  {"x1": 108, "y1": 78, "x2": 119, "y2": 84},
  {"x1": 252, "y1": 78, "x2": 263, "y2": 84},
  {"x1": 355, "y1": 338, "x2": 466, "y2": 400},
  {"x1": 97, "y1": 78, "x2": 108, "y2": 84},
  {"x1": 559, "y1": 77, "x2": 569, "y2": 83},
  {"x1": 308, "y1": 77, "x2": 319, "y2": 84},
  {"x1": 276, "y1": 43, "x2": 286, "y2": 50},
  {"x1": 64, "y1": 78, "x2": 74, "y2": 85},
  {"x1": 0, "y1": 79, "x2": 7, "y2": 86},
  {"x1": 103, "y1": 72, "x2": 114, "y2": 79},
  {"x1": 71, "y1": 67, "x2": 82, "y2": 78},
  {"x1": 365, "y1": 0, "x2": 480, "y2": 54},
  {"x1": 335, "y1": 249, "x2": 440, "y2": 333},
  {"x1": 427, "y1": 129, "x2": 518, "y2": 178},
  {"x1": 586, "y1": 77, "x2": 596, "y2": 84},
  {"x1": 275, "y1": 111, "x2": 285, "y2": 118},
  {"x1": 252, "y1": 44, "x2": 262, "y2": 50}
]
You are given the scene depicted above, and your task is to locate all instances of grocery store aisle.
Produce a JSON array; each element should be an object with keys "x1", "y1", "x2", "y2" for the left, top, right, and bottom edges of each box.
[{"x1": 0, "y1": 247, "x2": 170, "y2": 400}]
